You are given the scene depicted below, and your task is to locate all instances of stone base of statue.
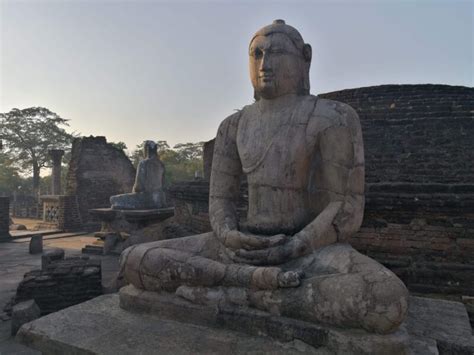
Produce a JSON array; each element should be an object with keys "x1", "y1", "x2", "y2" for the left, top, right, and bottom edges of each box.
[
  {"x1": 17, "y1": 285, "x2": 474, "y2": 355},
  {"x1": 88, "y1": 207, "x2": 174, "y2": 254},
  {"x1": 110, "y1": 190, "x2": 166, "y2": 210}
]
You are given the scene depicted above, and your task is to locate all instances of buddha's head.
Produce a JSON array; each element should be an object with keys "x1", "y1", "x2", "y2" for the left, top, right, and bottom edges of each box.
[
  {"x1": 143, "y1": 140, "x2": 158, "y2": 159},
  {"x1": 249, "y1": 20, "x2": 312, "y2": 100}
]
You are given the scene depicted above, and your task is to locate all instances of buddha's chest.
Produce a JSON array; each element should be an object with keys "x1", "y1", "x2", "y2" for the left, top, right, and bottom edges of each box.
[{"x1": 236, "y1": 105, "x2": 312, "y2": 185}]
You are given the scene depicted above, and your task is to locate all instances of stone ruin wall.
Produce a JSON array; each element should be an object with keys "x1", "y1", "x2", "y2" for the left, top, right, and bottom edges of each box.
[
  {"x1": 0, "y1": 197, "x2": 10, "y2": 239},
  {"x1": 168, "y1": 84, "x2": 474, "y2": 298},
  {"x1": 66, "y1": 136, "x2": 136, "y2": 227}
]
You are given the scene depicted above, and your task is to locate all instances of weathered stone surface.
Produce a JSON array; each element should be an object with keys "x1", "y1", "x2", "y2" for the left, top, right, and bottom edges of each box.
[
  {"x1": 89, "y1": 207, "x2": 175, "y2": 254},
  {"x1": 17, "y1": 291, "x2": 473, "y2": 354},
  {"x1": 28, "y1": 235, "x2": 43, "y2": 254},
  {"x1": 41, "y1": 248, "x2": 65, "y2": 270},
  {"x1": 11, "y1": 300, "x2": 41, "y2": 335},
  {"x1": 111, "y1": 140, "x2": 166, "y2": 210},
  {"x1": 103, "y1": 233, "x2": 120, "y2": 255},
  {"x1": 119, "y1": 19, "x2": 408, "y2": 335},
  {"x1": 48, "y1": 149, "x2": 64, "y2": 195},
  {"x1": 0, "y1": 196, "x2": 11, "y2": 240},
  {"x1": 120, "y1": 285, "x2": 410, "y2": 354},
  {"x1": 66, "y1": 136, "x2": 136, "y2": 227},
  {"x1": 120, "y1": 286, "x2": 474, "y2": 354},
  {"x1": 405, "y1": 296, "x2": 474, "y2": 354},
  {"x1": 110, "y1": 191, "x2": 166, "y2": 210},
  {"x1": 203, "y1": 138, "x2": 215, "y2": 181},
  {"x1": 17, "y1": 294, "x2": 324, "y2": 355},
  {"x1": 10, "y1": 257, "x2": 102, "y2": 315}
]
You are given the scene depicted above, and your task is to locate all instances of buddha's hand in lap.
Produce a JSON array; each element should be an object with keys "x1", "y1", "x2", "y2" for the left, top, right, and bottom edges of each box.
[
  {"x1": 234, "y1": 233, "x2": 310, "y2": 266},
  {"x1": 219, "y1": 229, "x2": 289, "y2": 251}
]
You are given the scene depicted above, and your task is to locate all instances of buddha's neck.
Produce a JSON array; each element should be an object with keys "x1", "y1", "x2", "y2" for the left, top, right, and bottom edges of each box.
[{"x1": 257, "y1": 93, "x2": 300, "y2": 113}]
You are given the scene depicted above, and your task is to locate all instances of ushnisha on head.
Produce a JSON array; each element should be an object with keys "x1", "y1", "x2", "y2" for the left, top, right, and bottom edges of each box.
[
  {"x1": 143, "y1": 140, "x2": 158, "y2": 158},
  {"x1": 249, "y1": 19, "x2": 312, "y2": 100}
]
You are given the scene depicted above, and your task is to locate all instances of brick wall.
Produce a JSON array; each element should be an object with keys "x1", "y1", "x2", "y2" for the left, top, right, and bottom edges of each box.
[
  {"x1": 318, "y1": 84, "x2": 474, "y2": 293},
  {"x1": 58, "y1": 195, "x2": 82, "y2": 231},
  {"x1": 66, "y1": 136, "x2": 136, "y2": 226}
]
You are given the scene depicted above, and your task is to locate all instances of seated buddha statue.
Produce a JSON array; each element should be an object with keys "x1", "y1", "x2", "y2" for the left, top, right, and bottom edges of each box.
[
  {"x1": 119, "y1": 20, "x2": 408, "y2": 334},
  {"x1": 110, "y1": 140, "x2": 166, "y2": 210}
]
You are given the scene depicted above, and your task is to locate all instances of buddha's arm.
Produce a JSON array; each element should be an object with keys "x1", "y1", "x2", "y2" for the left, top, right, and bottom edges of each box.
[
  {"x1": 295, "y1": 117, "x2": 365, "y2": 254},
  {"x1": 132, "y1": 161, "x2": 146, "y2": 193},
  {"x1": 209, "y1": 113, "x2": 242, "y2": 240}
]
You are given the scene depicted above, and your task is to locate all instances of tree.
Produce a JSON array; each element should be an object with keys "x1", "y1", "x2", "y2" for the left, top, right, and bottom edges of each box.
[
  {"x1": 110, "y1": 141, "x2": 127, "y2": 151},
  {"x1": 0, "y1": 151, "x2": 23, "y2": 196},
  {"x1": 173, "y1": 142, "x2": 204, "y2": 161},
  {"x1": 0, "y1": 107, "x2": 75, "y2": 195}
]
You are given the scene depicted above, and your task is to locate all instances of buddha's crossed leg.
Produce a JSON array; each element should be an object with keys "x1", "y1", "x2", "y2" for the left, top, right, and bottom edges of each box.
[
  {"x1": 120, "y1": 235, "x2": 408, "y2": 334},
  {"x1": 120, "y1": 232, "x2": 301, "y2": 292}
]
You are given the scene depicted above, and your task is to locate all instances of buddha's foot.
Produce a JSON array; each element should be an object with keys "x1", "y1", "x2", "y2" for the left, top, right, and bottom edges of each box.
[
  {"x1": 277, "y1": 270, "x2": 304, "y2": 288},
  {"x1": 176, "y1": 285, "x2": 249, "y2": 307}
]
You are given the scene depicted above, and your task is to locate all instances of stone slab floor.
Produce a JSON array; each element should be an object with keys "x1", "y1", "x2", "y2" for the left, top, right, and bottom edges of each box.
[{"x1": 0, "y1": 238, "x2": 119, "y2": 354}]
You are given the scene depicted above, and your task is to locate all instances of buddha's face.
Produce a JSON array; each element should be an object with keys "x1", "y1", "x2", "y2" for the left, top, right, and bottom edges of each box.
[{"x1": 249, "y1": 33, "x2": 306, "y2": 100}]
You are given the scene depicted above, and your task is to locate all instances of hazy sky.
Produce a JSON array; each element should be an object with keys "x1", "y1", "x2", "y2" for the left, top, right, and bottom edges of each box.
[{"x1": 1, "y1": 0, "x2": 472, "y2": 152}]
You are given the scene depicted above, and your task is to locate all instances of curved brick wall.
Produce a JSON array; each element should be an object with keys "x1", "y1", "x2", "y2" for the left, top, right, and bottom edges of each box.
[
  {"x1": 319, "y1": 84, "x2": 474, "y2": 298},
  {"x1": 321, "y1": 84, "x2": 473, "y2": 185}
]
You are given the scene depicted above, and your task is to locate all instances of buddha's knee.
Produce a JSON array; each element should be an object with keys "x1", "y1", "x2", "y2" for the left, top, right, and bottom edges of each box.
[
  {"x1": 361, "y1": 270, "x2": 409, "y2": 334},
  {"x1": 119, "y1": 244, "x2": 150, "y2": 289}
]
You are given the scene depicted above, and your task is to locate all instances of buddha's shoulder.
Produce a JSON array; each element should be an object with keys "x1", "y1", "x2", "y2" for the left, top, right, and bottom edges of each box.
[
  {"x1": 313, "y1": 97, "x2": 358, "y2": 124},
  {"x1": 306, "y1": 96, "x2": 360, "y2": 135}
]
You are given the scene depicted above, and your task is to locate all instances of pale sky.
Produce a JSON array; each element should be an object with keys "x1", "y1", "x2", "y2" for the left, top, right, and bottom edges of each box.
[{"x1": 1, "y1": 0, "x2": 472, "y2": 152}]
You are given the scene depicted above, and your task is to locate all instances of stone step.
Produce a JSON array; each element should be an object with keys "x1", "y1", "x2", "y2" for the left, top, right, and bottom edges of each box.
[
  {"x1": 16, "y1": 290, "x2": 474, "y2": 354},
  {"x1": 11, "y1": 232, "x2": 88, "y2": 243},
  {"x1": 16, "y1": 295, "x2": 324, "y2": 355},
  {"x1": 81, "y1": 245, "x2": 104, "y2": 255}
]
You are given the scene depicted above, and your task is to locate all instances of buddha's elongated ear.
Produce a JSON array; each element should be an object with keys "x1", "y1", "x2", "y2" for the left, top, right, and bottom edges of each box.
[{"x1": 303, "y1": 44, "x2": 312, "y2": 62}]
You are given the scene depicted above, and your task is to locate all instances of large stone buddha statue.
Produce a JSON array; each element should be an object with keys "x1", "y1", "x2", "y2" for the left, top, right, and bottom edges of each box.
[{"x1": 120, "y1": 20, "x2": 408, "y2": 334}]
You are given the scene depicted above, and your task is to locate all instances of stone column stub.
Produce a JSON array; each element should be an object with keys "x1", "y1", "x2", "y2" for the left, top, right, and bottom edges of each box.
[{"x1": 49, "y1": 149, "x2": 65, "y2": 195}]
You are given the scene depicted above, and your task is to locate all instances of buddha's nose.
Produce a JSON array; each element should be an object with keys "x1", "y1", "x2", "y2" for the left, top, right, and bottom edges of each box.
[{"x1": 260, "y1": 53, "x2": 272, "y2": 72}]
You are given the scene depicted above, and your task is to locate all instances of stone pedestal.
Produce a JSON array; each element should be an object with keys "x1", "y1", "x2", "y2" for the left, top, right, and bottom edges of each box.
[
  {"x1": 88, "y1": 207, "x2": 174, "y2": 254},
  {"x1": 0, "y1": 196, "x2": 11, "y2": 241},
  {"x1": 89, "y1": 207, "x2": 174, "y2": 233},
  {"x1": 16, "y1": 289, "x2": 474, "y2": 354}
]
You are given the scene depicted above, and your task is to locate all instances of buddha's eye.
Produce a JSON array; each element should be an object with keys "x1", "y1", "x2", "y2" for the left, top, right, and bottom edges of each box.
[{"x1": 253, "y1": 48, "x2": 263, "y2": 59}]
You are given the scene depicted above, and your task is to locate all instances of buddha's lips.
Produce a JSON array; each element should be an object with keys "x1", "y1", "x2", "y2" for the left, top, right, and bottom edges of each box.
[{"x1": 260, "y1": 75, "x2": 274, "y2": 82}]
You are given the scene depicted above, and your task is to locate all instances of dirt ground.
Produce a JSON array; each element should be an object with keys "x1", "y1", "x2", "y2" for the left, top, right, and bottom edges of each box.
[{"x1": 10, "y1": 218, "x2": 42, "y2": 230}]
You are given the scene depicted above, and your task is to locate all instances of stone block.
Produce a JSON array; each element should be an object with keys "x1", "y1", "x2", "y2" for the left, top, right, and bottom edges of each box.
[
  {"x1": 103, "y1": 233, "x2": 120, "y2": 255},
  {"x1": 119, "y1": 286, "x2": 474, "y2": 354},
  {"x1": 28, "y1": 235, "x2": 43, "y2": 254},
  {"x1": 41, "y1": 248, "x2": 65, "y2": 270},
  {"x1": 16, "y1": 290, "x2": 474, "y2": 354},
  {"x1": 17, "y1": 295, "x2": 321, "y2": 354},
  {"x1": 11, "y1": 300, "x2": 41, "y2": 335}
]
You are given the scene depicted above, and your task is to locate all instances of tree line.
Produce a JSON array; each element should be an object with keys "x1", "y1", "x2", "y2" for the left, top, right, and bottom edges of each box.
[{"x1": 0, "y1": 107, "x2": 204, "y2": 197}]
